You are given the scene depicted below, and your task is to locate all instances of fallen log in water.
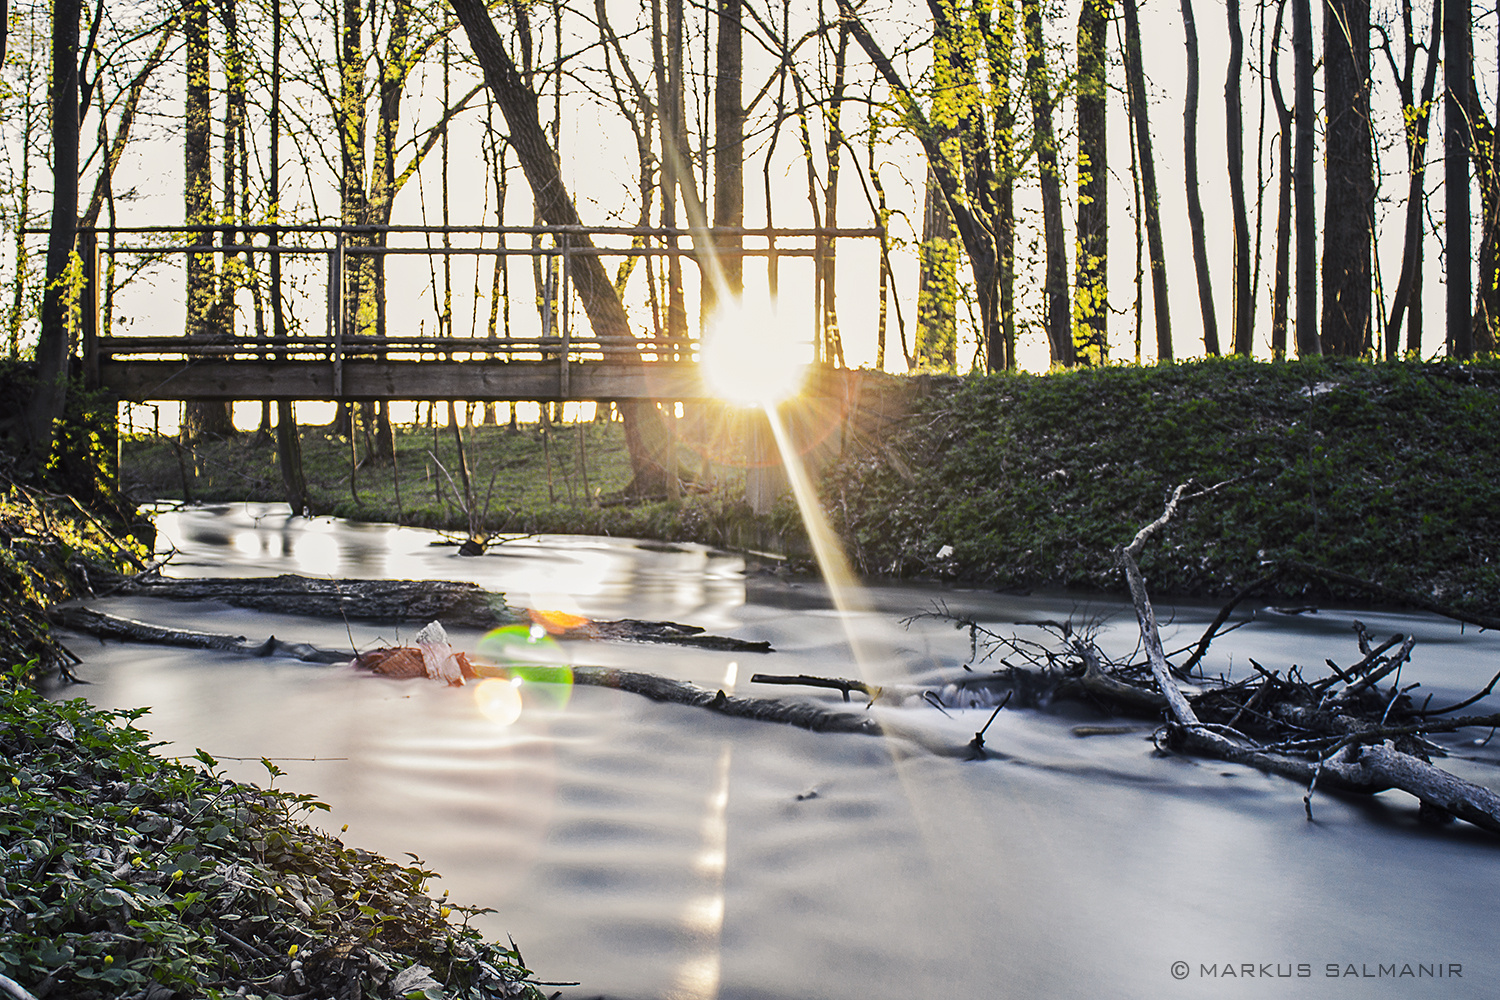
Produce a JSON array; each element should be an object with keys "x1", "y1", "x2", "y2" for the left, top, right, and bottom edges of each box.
[
  {"x1": 50, "y1": 606, "x2": 354, "y2": 663},
  {"x1": 109, "y1": 572, "x2": 511, "y2": 627},
  {"x1": 50, "y1": 605, "x2": 930, "y2": 747},
  {"x1": 90, "y1": 571, "x2": 771, "y2": 652}
]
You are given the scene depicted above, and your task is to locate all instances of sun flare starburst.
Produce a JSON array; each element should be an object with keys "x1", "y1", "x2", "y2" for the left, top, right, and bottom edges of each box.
[{"x1": 700, "y1": 302, "x2": 810, "y2": 407}]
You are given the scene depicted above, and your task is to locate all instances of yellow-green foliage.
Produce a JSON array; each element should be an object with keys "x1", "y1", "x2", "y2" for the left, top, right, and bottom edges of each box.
[{"x1": 0, "y1": 488, "x2": 148, "y2": 669}]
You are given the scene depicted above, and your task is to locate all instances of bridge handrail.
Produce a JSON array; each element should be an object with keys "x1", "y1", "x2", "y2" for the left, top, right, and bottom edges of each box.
[{"x1": 72, "y1": 222, "x2": 881, "y2": 395}]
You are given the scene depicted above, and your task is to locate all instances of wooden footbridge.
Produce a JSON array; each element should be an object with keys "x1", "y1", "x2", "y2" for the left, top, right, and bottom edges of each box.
[{"x1": 78, "y1": 223, "x2": 883, "y2": 405}]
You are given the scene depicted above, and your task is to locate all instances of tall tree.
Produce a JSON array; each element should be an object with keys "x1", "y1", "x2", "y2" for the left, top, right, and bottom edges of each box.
[
  {"x1": 1074, "y1": 0, "x2": 1110, "y2": 365},
  {"x1": 839, "y1": 0, "x2": 1008, "y2": 372},
  {"x1": 449, "y1": 0, "x2": 674, "y2": 492},
  {"x1": 1225, "y1": 0, "x2": 1253, "y2": 354},
  {"x1": 713, "y1": 0, "x2": 743, "y2": 300},
  {"x1": 819, "y1": 22, "x2": 849, "y2": 368},
  {"x1": 653, "y1": 0, "x2": 690, "y2": 350},
  {"x1": 1121, "y1": 0, "x2": 1171, "y2": 359},
  {"x1": 1023, "y1": 0, "x2": 1072, "y2": 365},
  {"x1": 25, "y1": 0, "x2": 81, "y2": 469},
  {"x1": 1469, "y1": 30, "x2": 1498, "y2": 351},
  {"x1": 1292, "y1": 0, "x2": 1319, "y2": 355},
  {"x1": 181, "y1": 0, "x2": 234, "y2": 440},
  {"x1": 982, "y1": 0, "x2": 1017, "y2": 370},
  {"x1": 1180, "y1": 0, "x2": 1220, "y2": 355},
  {"x1": 1321, "y1": 0, "x2": 1373, "y2": 356},
  {"x1": 1376, "y1": 0, "x2": 1441, "y2": 357},
  {"x1": 268, "y1": 0, "x2": 306, "y2": 513},
  {"x1": 1268, "y1": 0, "x2": 1292, "y2": 359},
  {"x1": 1444, "y1": 0, "x2": 1472, "y2": 357}
]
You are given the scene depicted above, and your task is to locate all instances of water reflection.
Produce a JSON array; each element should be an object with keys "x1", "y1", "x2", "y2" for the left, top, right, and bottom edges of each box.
[{"x1": 58, "y1": 504, "x2": 1500, "y2": 1000}]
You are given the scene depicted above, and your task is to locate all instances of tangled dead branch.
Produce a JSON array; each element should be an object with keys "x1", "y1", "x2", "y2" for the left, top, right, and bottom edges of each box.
[{"x1": 885, "y1": 483, "x2": 1500, "y2": 837}]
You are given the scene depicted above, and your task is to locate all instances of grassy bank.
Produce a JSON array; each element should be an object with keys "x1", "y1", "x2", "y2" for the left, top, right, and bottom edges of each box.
[
  {"x1": 825, "y1": 357, "x2": 1500, "y2": 614},
  {"x1": 121, "y1": 414, "x2": 806, "y2": 552},
  {"x1": 120, "y1": 358, "x2": 1500, "y2": 617}
]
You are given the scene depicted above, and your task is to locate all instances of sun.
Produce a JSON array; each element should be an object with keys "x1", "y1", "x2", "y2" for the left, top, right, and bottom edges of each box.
[{"x1": 699, "y1": 300, "x2": 811, "y2": 407}]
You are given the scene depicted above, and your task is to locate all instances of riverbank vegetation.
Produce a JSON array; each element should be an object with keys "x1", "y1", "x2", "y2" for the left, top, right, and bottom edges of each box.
[
  {"x1": 0, "y1": 487, "x2": 549, "y2": 998},
  {"x1": 825, "y1": 357, "x2": 1500, "y2": 616},
  {"x1": 122, "y1": 357, "x2": 1500, "y2": 619},
  {"x1": 120, "y1": 405, "x2": 807, "y2": 553}
]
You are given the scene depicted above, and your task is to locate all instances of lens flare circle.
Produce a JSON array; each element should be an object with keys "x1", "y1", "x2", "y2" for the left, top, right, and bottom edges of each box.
[
  {"x1": 474, "y1": 624, "x2": 574, "y2": 711},
  {"x1": 700, "y1": 302, "x2": 809, "y2": 406},
  {"x1": 473, "y1": 677, "x2": 524, "y2": 726}
]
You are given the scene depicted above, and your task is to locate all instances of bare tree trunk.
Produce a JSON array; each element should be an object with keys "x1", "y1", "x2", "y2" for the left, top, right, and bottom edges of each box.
[
  {"x1": 269, "y1": 0, "x2": 305, "y2": 510},
  {"x1": 1121, "y1": 0, "x2": 1172, "y2": 359},
  {"x1": 1269, "y1": 0, "x2": 1292, "y2": 359},
  {"x1": 1445, "y1": 0, "x2": 1473, "y2": 357},
  {"x1": 1181, "y1": 0, "x2": 1220, "y2": 355},
  {"x1": 1075, "y1": 0, "x2": 1110, "y2": 366},
  {"x1": 1225, "y1": 0, "x2": 1253, "y2": 354},
  {"x1": 1321, "y1": 0, "x2": 1372, "y2": 356},
  {"x1": 1381, "y1": 0, "x2": 1441, "y2": 357},
  {"x1": 8, "y1": 89, "x2": 35, "y2": 359},
  {"x1": 181, "y1": 0, "x2": 233, "y2": 441},
  {"x1": 1292, "y1": 0, "x2": 1319, "y2": 355},
  {"x1": 1024, "y1": 0, "x2": 1072, "y2": 366},
  {"x1": 714, "y1": 0, "x2": 743, "y2": 298},
  {"x1": 820, "y1": 24, "x2": 848, "y2": 368},
  {"x1": 26, "y1": 0, "x2": 81, "y2": 470},
  {"x1": 449, "y1": 0, "x2": 673, "y2": 493},
  {"x1": 654, "y1": 0, "x2": 688, "y2": 352}
]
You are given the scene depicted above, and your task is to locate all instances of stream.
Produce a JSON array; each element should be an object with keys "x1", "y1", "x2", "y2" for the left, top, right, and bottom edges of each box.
[{"x1": 57, "y1": 503, "x2": 1500, "y2": 999}]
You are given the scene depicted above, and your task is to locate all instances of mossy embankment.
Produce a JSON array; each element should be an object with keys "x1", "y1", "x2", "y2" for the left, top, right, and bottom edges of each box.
[
  {"x1": 824, "y1": 357, "x2": 1500, "y2": 616},
  {"x1": 120, "y1": 357, "x2": 1500, "y2": 617}
]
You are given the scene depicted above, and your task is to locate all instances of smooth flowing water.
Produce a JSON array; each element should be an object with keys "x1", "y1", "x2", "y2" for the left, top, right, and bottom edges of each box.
[{"x1": 58, "y1": 504, "x2": 1500, "y2": 999}]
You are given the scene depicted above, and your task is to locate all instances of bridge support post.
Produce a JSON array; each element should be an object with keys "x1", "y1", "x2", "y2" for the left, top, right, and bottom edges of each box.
[{"x1": 744, "y1": 412, "x2": 786, "y2": 515}]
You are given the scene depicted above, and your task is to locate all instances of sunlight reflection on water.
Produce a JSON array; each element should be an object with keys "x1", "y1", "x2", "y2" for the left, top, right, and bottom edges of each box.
[{"x1": 56, "y1": 504, "x2": 1500, "y2": 1000}]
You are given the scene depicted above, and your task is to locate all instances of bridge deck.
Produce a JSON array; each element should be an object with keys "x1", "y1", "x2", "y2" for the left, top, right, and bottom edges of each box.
[
  {"x1": 93, "y1": 346, "x2": 859, "y2": 403},
  {"x1": 96, "y1": 357, "x2": 726, "y2": 402}
]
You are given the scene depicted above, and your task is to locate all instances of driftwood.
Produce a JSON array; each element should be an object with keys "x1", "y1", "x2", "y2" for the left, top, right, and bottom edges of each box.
[
  {"x1": 50, "y1": 606, "x2": 354, "y2": 663},
  {"x1": 95, "y1": 571, "x2": 771, "y2": 652},
  {"x1": 51, "y1": 606, "x2": 905, "y2": 744},
  {"x1": 751, "y1": 672, "x2": 883, "y2": 703},
  {"x1": 571, "y1": 666, "x2": 883, "y2": 736},
  {"x1": 1119, "y1": 484, "x2": 1500, "y2": 838},
  {"x1": 110, "y1": 572, "x2": 506, "y2": 626}
]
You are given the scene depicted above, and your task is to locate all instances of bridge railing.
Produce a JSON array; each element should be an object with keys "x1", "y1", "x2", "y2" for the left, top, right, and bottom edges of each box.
[{"x1": 76, "y1": 223, "x2": 881, "y2": 399}]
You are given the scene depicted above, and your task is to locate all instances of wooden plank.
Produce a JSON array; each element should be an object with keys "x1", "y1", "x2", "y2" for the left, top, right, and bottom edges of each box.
[
  {"x1": 99, "y1": 359, "x2": 705, "y2": 401},
  {"x1": 98, "y1": 358, "x2": 864, "y2": 403}
]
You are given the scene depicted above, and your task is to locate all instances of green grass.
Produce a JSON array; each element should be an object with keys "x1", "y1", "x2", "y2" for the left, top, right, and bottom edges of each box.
[
  {"x1": 120, "y1": 413, "x2": 808, "y2": 553},
  {"x1": 824, "y1": 357, "x2": 1500, "y2": 614},
  {"x1": 0, "y1": 485, "x2": 546, "y2": 999},
  {"x1": 123, "y1": 418, "x2": 643, "y2": 526}
]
